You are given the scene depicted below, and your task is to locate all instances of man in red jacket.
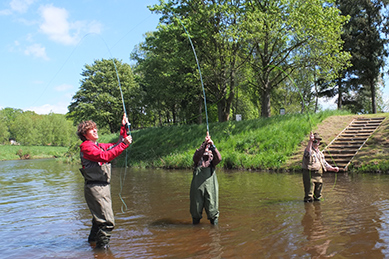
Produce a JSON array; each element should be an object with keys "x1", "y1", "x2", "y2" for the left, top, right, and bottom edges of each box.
[{"x1": 77, "y1": 115, "x2": 132, "y2": 250}]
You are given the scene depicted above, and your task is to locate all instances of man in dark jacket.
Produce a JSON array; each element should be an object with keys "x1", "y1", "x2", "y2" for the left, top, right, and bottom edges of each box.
[
  {"x1": 190, "y1": 133, "x2": 222, "y2": 225},
  {"x1": 77, "y1": 115, "x2": 132, "y2": 250}
]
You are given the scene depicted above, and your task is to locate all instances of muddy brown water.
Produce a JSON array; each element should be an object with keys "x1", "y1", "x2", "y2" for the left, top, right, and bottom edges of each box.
[{"x1": 2, "y1": 159, "x2": 389, "y2": 258}]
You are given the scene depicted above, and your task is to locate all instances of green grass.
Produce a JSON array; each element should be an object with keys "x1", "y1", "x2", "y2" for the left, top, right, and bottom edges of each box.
[
  {"x1": 0, "y1": 109, "x2": 353, "y2": 171},
  {"x1": 0, "y1": 145, "x2": 68, "y2": 161},
  {"x1": 110, "y1": 109, "x2": 349, "y2": 170}
]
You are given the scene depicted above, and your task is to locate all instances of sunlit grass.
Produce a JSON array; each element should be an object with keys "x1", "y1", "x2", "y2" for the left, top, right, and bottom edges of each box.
[
  {"x1": 1, "y1": 109, "x2": 356, "y2": 170},
  {"x1": 0, "y1": 145, "x2": 68, "y2": 160},
  {"x1": 113, "y1": 110, "x2": 349, "y2": 170}
]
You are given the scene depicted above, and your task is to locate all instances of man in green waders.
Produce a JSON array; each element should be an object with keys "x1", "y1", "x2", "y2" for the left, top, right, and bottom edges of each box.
[
  {"x1": 77, "y1": 114, "x2": 132, "y2": 250},
  {"x1": 190, "y1": 133, "x2": 222, "y2": 225},
  {"x1": 302, "y1": 132, "x2": 339, "y2": 202}
]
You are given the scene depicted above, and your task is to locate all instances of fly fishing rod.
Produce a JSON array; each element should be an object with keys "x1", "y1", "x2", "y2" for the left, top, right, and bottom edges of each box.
[
  {"x1": 167, "y1": 5, "x2": 210, "y2": 135},
  {"x1": 100, "y1": 36, "x2": 131, "y2": 212}
]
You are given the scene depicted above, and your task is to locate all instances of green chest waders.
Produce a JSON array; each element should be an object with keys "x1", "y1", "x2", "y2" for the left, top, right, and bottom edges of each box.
[{"x1": 190, "y1": 166, "x2": 219, "y2": 222}]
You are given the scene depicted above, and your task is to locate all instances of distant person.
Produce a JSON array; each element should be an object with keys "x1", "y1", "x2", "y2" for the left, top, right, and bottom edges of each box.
[
  {"x1": 302, "y1": 132, "x2": 339, "y2": 202},
  {"x1": 77, "y1": 114, "x2": 132, "y2": 250},
  {"x1": 190, "y1": 133, "x2": 222, "y2": 225}
]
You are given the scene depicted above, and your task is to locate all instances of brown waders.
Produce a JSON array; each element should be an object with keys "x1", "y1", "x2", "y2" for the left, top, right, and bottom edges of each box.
[
  {"x1": 80, "y1": 163, "x2": 114, "y2": 249},
  {"x1": 302, "y1": 168, "x2": 323, "y2": 202}
]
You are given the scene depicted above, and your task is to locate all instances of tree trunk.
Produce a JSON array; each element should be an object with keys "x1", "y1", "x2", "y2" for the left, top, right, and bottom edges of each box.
[
  {"x1": 217, "y1": 99, "x2": 231, "y2": 122},
  {"x1": 370, "y1": 81, "x2": 376, "y2": 114},
  {"x1": 337, "y1": 79, "x2": 342, "y2": 109},
  {"x1": 261, "y1": 86, "x2": 271, "y2": 117}
]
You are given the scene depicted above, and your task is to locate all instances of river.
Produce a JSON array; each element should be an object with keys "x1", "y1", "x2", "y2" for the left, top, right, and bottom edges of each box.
[{"x1": 1, "y1": 159, "x2": 389, "y2": 258}]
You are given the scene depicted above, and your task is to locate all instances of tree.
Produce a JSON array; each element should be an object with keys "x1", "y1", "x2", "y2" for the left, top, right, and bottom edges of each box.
[
  {"x1": 335, "y1": 0, "x2": 389, "y2": 113},
  {"x1": 131, "y1": 30, "x2": 201, "y2": 126},
  {"x1": 0, "y1": 107, "x2": 23, "y2": 139},
  {"x1": 0, "y1": 115, "x2": 10, "y2": 144},
  {"x1": 244, "y1": 0, "x2": 350, "y2": 117},
  {"x1": 150, "y1": 0, "x2": 249, "y2": 122},
  {"x1": 38, "y1": 113, "x2": 76, "y2": 146},
  {"x1": 9, "y1": 111, "x2": 40, "y2": 145},
  {"x1": 67, "y1": 58, "x2": 140, "y2": 133}
]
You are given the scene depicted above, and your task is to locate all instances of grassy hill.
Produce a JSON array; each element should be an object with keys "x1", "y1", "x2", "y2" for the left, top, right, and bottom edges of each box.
[
  {"x1": 93, "y1": 109, "x2": 388, "y2": 172},
  {"x1": 7, "y1": 110, "x2": 387, "y2": 173}
]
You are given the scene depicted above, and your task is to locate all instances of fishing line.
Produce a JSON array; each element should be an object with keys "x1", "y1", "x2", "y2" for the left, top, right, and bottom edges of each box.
[
  {"x1": 98, "y1": 35, "x2": 132, "y2": 213},
  {"x1": 29, "y1": 33, "x2": 94, "y2": 107},
  {"x1": 168, "y1": 6, "x2": 209, "y2": 135},
  {"x1": 29, "y1": 14, "x2": 154, "y2": 110}
]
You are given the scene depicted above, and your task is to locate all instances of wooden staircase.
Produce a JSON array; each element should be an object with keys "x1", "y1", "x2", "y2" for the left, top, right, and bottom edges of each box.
[{"x1": 322, "y1": 117, "x2": 386, "y2": 171}]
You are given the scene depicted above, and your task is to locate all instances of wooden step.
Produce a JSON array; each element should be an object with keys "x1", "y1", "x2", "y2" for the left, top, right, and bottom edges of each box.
[{"x1": 322, "y1": 117, "x2": 386, "y2": 171}]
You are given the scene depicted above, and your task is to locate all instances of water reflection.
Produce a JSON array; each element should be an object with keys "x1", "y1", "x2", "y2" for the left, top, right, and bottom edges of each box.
[
  {"x1": 301, "y1": 202, "x2": 332, "y2": 258},
  {"x1": 2, "y1": 159, "x2": 389, "y2": 258}
]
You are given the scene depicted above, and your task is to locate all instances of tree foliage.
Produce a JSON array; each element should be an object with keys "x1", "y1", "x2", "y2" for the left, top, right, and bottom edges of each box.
[
  {"x1": 244, "y1": 0, "x2": 351, "y2": 117},
  {"x1": 326, "y1": 0, "x2": 389, "y2": 113},
  {"x1": 0, "y1": 108, "x2": 76, "y2": 146},
  {"x1": 149, "y1": 0, "x2": 250, "y2": 122},
  {"x1": 67, "y1": 58, "x2": 141, "y2": 133}
]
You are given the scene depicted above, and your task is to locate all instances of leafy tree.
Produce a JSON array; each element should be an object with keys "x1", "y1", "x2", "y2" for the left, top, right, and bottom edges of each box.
[
  {"x1": 9, "y1": 111, "x2": 40, "y2": 145},
  {"x1": 67, "y1": 58, "x2": 140, "y2": 133},
  {"x1": 39, "y1": 113, "x2": 77, "y2": 146},
  {"x1": 334, "y1": 0, "x2": 389, "y2": 113},
  {"x1": 0, "y1": 107, "x2": 23, "y2": 139},
  {"x1": 132, "y1": 29, "x2": 200, "y2": 126},
  {"x1": 0, "y1": 115, "x2": 10, "y2": 144},
  {"x1": 150, "y1": 0, "x2": 249, "y2": 122},
  {"x1": 244, "y1": 0, "x2": 351, "y2": 117}
]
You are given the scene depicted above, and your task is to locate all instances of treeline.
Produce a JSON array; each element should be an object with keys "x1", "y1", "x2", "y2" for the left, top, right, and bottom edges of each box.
[
  {"x1": 66, "y1": 0, "x2": 388, "y2": 132},
  {"x1": 0, "y1": 108, "x2": 77, "y2": 146}
]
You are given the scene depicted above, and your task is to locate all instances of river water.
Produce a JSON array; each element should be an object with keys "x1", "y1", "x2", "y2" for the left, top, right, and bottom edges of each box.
[{"x1": 2, "y1": 159, "x2": 389, "y2": 258}]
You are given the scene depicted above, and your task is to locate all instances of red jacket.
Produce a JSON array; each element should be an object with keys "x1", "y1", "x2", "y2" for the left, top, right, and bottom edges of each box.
[{"x1": 80, "y1": 125, "x2": 129, "y2": 167}]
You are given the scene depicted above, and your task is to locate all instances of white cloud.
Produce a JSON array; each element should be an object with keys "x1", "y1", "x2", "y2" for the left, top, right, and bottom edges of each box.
[
  {"x1": 10, "y1": 0, "x2": 35, "y2": 13},
  {"x1": 39, "y1": 4, "x2": 102, "y2": 46},
  {"x1": 26, "y1": 103, "x2": 68, "y2": 115},
  {"x1": 0, "y1": 9, "x2": 12, "y2": 15},
  {"x1": 0, "y1": 0, "x2": 34, "y2": 15},
  {"x1": 55, "y1": 83, "x2": 73, "y2": 92},
  {"x1": 24, "y1": 43, "x2": 49, "y2": 60}
]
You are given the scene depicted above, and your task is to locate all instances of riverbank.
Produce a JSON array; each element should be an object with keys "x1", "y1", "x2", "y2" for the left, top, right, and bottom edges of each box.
[
  {"x1": 0, "y1": 145, "x2": 68, "y2": 160},
  {"x1": 114, "y1": 110, "x2": 389, "y2": 172},
  {"x1": 3, "y1": 110, "x2": 388, "y2": 173}
]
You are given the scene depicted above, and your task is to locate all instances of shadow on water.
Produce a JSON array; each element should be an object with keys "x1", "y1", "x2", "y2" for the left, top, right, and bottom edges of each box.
[
  {"x1": 2, "y1": 160, "x2": 389, "y2": 258},
  {"x1": 149, "y1": 218, "x2": 193, "y2": 227}
]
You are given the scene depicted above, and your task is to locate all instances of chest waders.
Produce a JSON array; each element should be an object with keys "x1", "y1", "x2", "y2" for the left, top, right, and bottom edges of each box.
[
  {"x1": 303, "y1": 167, "x2": 323, "y2": 202},
  {"x1": 190, "y1": 166, "x2": 219, "y2": 224},
  {"x1": 80, "y1": 163, "x2": 114, "y2": 249}
]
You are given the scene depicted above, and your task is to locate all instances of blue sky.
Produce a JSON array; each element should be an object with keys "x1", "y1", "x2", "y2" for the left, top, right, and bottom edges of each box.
[
  {"x1": 0, "y1": 0, "x2": 160, "y2": 114},
  {"x1": 0, "y1": 0, "x2": 387, "y2": 115}
]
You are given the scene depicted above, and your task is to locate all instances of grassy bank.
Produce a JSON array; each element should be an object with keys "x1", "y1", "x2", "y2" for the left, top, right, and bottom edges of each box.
[
  {"x1": 112, "y1": 109, "x2": 353, "y2": 170},
  {"x1": 0, "y1": 145, "x2": 68, "y2": 161},
  {"x1": 4, "y1": 110, "x2": 389, "y2": 173}
]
